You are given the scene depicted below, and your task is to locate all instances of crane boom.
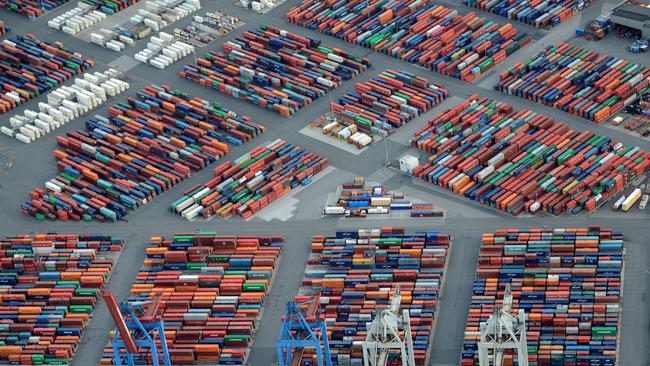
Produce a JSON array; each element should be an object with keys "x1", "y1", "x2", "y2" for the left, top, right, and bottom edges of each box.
[{"x1": 102, "y1": 290, "x2": 138, "y2": 354}]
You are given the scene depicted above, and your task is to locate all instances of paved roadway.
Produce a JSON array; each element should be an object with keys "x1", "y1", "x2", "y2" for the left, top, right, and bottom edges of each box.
[{"x1": 0, "y1": 1, "x2": 648, "y2": 365}]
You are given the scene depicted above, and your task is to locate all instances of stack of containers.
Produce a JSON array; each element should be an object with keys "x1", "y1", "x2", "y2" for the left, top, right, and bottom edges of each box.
[
  {"x1": 298, "y1": 228, "x2": 450, "y2": 365},
  {"x1": 0, "y1": 234, "x2": 124, "y2": 364},
  {"x1": 411, "y1": 95, "x2": 650, "y2": 215},
  {"x1": 179, "y1": 25, "x2": 371, "y2": 116},
  {"x1": 134, "y1": 32, "x2": 196, "y2": 69},
  {"x1": 0, "y1": 34, "x2": 94, "y2": 114},
  {"x1": 170, "y1": 139, "x2": 329, "y2": 220},
  {"x1": 495, "y1": 43, "x2": 650, "y2": 123},
  {"x1": 100, "y1": 233, "x2": 283, "y2": 365},
  {"x1": 322, "y1": 69, "x2": 447, "y2": 146},
  {"x1": 287, "y1": 1, "x2": 531, "y2": 81},
  {"x1": 461, "y1": 227, "x2": 622, "y2": 365},
  {"x1": 22, "y1": 84, "x2": 265, "y2": 222},
  {"x1": 464, "y1": 0, "x2": 584, "y2": 29},
  {"x1": 0, "y1": 0, "x2": 72, "y2": 17},
  {"x1": 2, "y1": 69, "x2": 131, "y2": 143},
  {"x1": 48, "y1": 0, "x2": 140, "y2": 34}
]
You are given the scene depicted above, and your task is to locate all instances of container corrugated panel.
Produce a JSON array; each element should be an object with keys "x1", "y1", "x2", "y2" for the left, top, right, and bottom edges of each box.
[
  {"x1": 0, "y1": 234, "x2": 123, "y2": 364},
  {"x1": 0, "y1": 0, "x2": 72, "y2": 17},
  {"x1": 465, "y1": 0, "x2": 582, "y2": 29},
  {"x1": 461, "y1": 227, "x2": 622, "y2": 365},
  {"x1": 295, "y1": 227, "x2": 450, "y2": 365},
  {"x1": 495, "y1": 43, "x2": 650, "y2": 123},
  {"x1": 170, "y1": 139, "x2": 329, "y2": 220},
  {"x1": 22, "y1": 84, "x2": 265, "y2": 222},
  {"x1": 100, "y1": 233, "x2": 283, "y2": 365},
  {"x1": 411, "y1": 95, "x2": 650, "y2": 215},
  {"x1": 179, "y1": 25, "x2": 371, "y2": 117},
  {"x1": 0, "y1": 34, "x2": 94, "y2": 114},
  {"x1": 287, "y1": 1, "x2": 531, "y2": 82},
  {"x1": 330, "y1": 69, "x2": 448, "y2": 136}
]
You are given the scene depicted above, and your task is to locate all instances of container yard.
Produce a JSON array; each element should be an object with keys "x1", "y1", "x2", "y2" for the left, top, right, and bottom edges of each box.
[
  {"x1": 0, "y1": 1, "x2": 649, "y2": 366},
  {"x1": 0, "y1": 234, "x2": 124, "y2": 364},
  {"x1": 0, "y1": 0, "x2": 71, "y2": 18},
  {"x1": 22, "y1": 84, "x2": 264, "y2": 221},
  {"x1": 464, "y1": 0, "x2": 587, "y2": 29},
  {"x1": 87, "y1": 0, "x2": 201, "y2": 52},
  {"x1": 495, "y1": 43, "x2": 650, "y2": 123},
  {"x1": 287, "y1": 0, "x2": 532, "y2": 81},
  {"x1": 461, "y1": 227, "x2": 623, "y2": 365},
  {"x1": 99, "y1": 232, "x2": 283, "y2": 365},
  {"x1": 0, "y1": 34, "x2": 94, "y2": 114},
  {"x1": 170, "y1": 139, "x2": 329, "y2": 220},
  {"x1": 294, "y1": 228, "x2": 450, "y2": 365},
  {"x1": 310, "y1": 69, "x2": 447, "y2": 148},
  {"x1": 180, "y1": 25, "x2": 370, "y2": 116},
  {"x1": 47, "y1": 0, "x2": 141, "y2": 35},
  {"x1": 173, "y1": 11, "x2": 245, "y2": 48},
  {"x1": 411, "y1": 95, "x2": 650, "y2": 215},
  {"x1": 323, "y1": 176, "x2": 443, "y2": 218},
  {"x1": 2, "y1": 68, "x2": 130, "y2": 143}
]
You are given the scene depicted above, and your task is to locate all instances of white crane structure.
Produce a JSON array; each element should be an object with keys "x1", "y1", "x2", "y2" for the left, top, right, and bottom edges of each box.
[
  {"x1": 478, "y1": 284, "x2": 529, "y2": 366},
  {"x1": 361, "y1": 285, "x2": 416, "y2": 366}
]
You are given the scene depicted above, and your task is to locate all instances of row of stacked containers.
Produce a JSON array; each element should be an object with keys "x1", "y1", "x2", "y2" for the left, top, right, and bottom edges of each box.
[
  {"x1": 0, "y1": 234, "x2": 124, "y2": 364},
  {"x1": 287, "y1": 0, "x2": 531, "y2": 81},
  {"x1": 323, "y1": 69, "x2": 448, "y2": 143},
  {"x1": 0, "y1": 0, "x2": 71, "y2": 18},
  {"x1": 296, "y1": 228, "x2": 450, "y2": 365},
  {"x1": 411, "y1": 95, "x2": 650, "y2": 215},
  {"x1": 495, "y1": 43, "x2": 650, "y2": 123},
  {"x1": 461, "y1": 227, "x2": 623, "y2": 365},
  {"x1": 464, "y1": 0, "x2": 587, "y2": 29},
  {"x1": 0, "y1": 34, "x2": 94, "y2": 114},
  {"x1": 22, "y1": 84, "x2": 265, "y2": 222},
  {"x1": 170, "y1": 139, "x2": 329, "y2": 220},
  {"x1": 180, "y1": 25, "x2": 370, "y2": 117},
  {"x1": 100, "y1": 233, "x2": 283, "y2": 365}
]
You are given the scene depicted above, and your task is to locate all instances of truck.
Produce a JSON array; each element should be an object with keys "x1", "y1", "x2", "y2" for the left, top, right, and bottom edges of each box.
[{"x1": 629, "y1": 39, "x2": 648, "y2": 53}]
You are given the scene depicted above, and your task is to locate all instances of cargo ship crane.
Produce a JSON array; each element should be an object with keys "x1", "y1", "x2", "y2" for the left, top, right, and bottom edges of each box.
[
  {"x1": 276, "y1": 296, "x2": 332, "y2": 366},
  {"x1": 478, "y1": 284, "x2": 529, "y2": 366},
  {"x1": 361, "y1": 285, "x2": 416, "y2": 366},
  {"x1": 102, "y1": 290, "x2": 171, "y2": 366}
]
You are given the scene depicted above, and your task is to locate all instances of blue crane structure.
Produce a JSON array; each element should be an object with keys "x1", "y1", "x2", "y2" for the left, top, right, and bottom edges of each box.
[
  {"x1": 102, "y1": 290, "x2": 171, "y2": 366},
  {"x1": 276, "y1": 295, "x2": 332, "y2": 366}
]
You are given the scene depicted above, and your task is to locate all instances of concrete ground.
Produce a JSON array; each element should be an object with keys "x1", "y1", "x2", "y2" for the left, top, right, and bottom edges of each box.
[{"x1": 0, "y1": 1, "x2": 648, "y2": 365}]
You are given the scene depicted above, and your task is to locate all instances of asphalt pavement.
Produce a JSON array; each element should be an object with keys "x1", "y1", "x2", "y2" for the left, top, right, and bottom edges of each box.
[{"x1": 0, "y1": 1, "x2": 647, "y2": 365}]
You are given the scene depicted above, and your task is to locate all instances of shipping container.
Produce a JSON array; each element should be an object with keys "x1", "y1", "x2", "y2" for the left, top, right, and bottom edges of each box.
[
  {"x1": 411, "y1": 95, "x2": 650, "y2": 215},
  {"x1": 314, "y1": 69, "x2": 447, "y2": 147},
  {"x1": 179, "y1": 25, "x2": 370, "y2": 116},
  {"x1": 461, "y1": 227, "x2": 623, "y2": 366},
  {"x1": 496, "y1": 43, "x2": 650, "y2": 123},
  {"x1": 100, "y1": 233, "x2": 283, "y2": 365},
  {"x1": 0, "y1": 34, "x2": 94, "y2": 114},
  {"x1": 0, "y1": 234, "x2": 124, "y2": 364},
  {"x1": 0, "y1": 0, "x2": 72, "y2": 17},
  {"x1": 465, "y1": 0, "x2": 584, "y2": 30},
  {"x1": 22, "y1": 84, "x2": 265, "y2": 222},
  {"x1": 287, "y1": 1, "x2": 531, "y2": 81},
  {"x1": 0, "y1": 20, "x2": 9, "y2": 34},
  {"x1": 170, "y1": 139, "x2": 329, "y2": 220},
  {"x1": 293, "y1": 228, "x2": 450, "y2": 365}
]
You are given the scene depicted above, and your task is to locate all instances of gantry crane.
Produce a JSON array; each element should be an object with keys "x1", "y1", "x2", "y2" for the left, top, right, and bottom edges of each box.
[
  {"x1": 276, "y1": 295, "x2": 332, "y2": 366},
  {"x1": 478, "y1": 284, "x2": 529, "y2": 366},
  {"x1": 102, "y1": 290, "x2": 171, "y2": 366},
  {"x1": 361, "y1": 285, "x2": 416, "y2": 366}
]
